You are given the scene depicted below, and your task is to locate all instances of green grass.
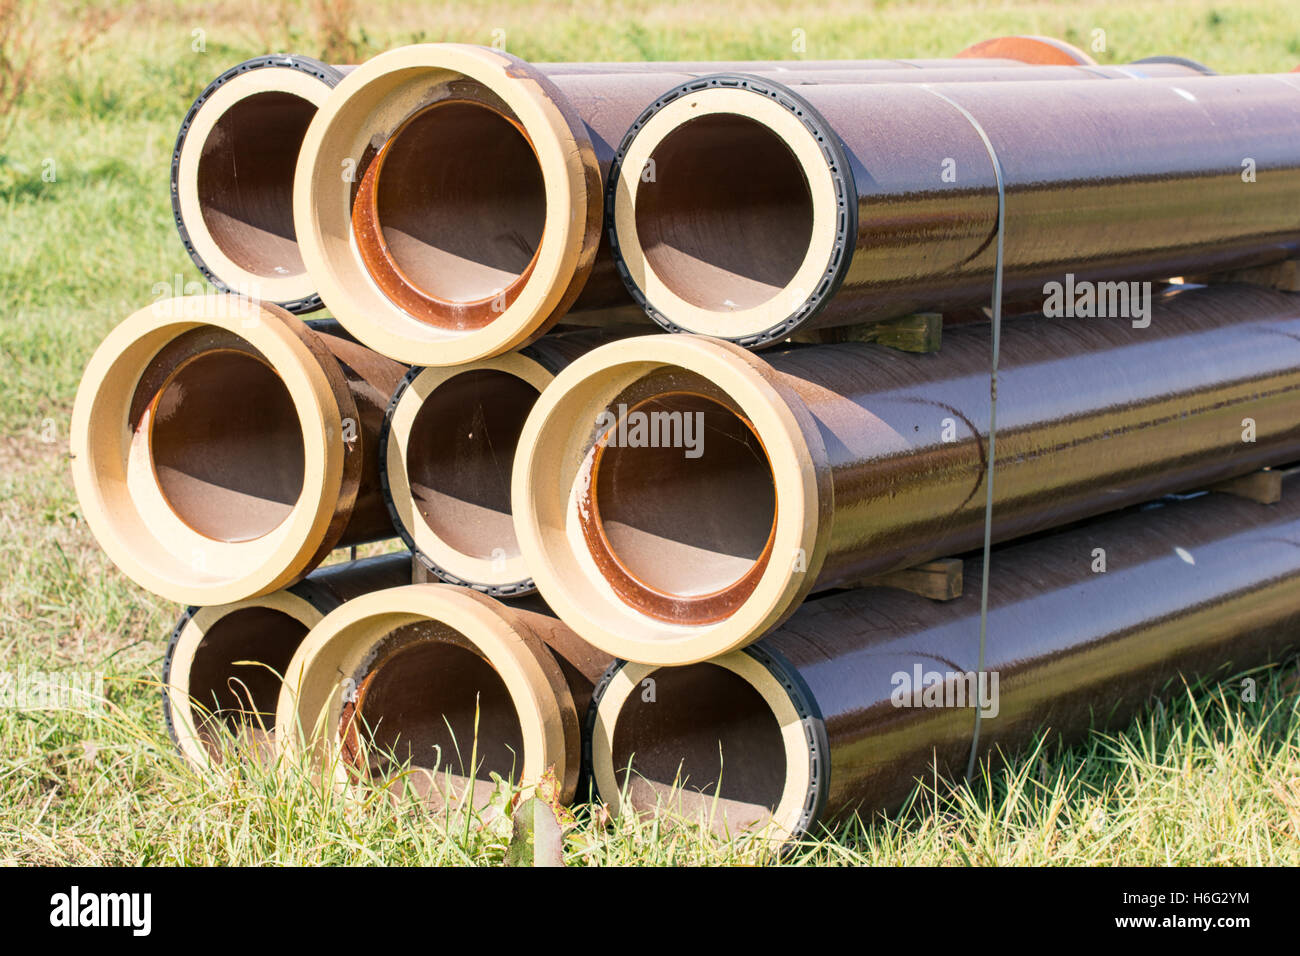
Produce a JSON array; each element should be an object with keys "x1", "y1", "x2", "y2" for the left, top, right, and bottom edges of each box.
[{"x1": 1, "y1": 0, "x2": 1299, "y2": 865}]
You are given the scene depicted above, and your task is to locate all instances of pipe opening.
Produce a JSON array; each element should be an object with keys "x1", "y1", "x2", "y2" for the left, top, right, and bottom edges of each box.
[
  {"x1": 197, "y1": 91, "x2": 315, "y2": 278},
  {"x1": 405, "y1": 369, "x2": 540, "y2": 561},
  {"x1": 186, "y1": 607, "x2": 310, "y2": 755},
  {"x1": 611, "y1": 663, "x2": 786, "y2": 831},
  {"x1": 369, "y1": 100, "x2": 546, "y2": 323},
  {"x1": 634, "y1": 114, "x2": 813, "y2": 311},
  {"x1": 146, "y1": 349, "x2": 305, "y2": 542},
  {"x1": 352, "y1": 625, "x2": 524, "y2": 789},
  {"x1": 584, "y1": 386, "x2": 776, "y2": 623}
]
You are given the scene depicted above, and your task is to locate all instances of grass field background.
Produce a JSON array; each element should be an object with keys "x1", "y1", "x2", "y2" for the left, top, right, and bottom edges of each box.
[{"x1": 1, "y1": 0, "x2": 1298, "y2": 864}]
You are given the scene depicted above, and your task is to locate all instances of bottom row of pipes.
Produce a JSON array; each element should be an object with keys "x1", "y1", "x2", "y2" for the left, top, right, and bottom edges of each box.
[{"x1": 163, "y1": 468, "x2": 1300, "y2": 846}]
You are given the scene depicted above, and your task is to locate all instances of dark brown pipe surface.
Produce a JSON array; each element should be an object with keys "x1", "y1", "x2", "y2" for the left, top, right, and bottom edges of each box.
[
  {"x1": 596, "y1": 477, "x2": 1300, "y2": 839},
  {"x1": 767, "y1": 283, "x2": 1300, "y2": 592},
  {"x1": 615, "y1": 72, "x2": 1300, "y2": 344},
  {"x1": 315, "y1": 331, "x2": 409, "y2": 548}
]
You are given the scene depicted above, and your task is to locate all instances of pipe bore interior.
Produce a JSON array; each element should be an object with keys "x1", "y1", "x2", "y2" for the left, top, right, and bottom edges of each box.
[
  {"x1": 610, "y1": 662, "x2": 787, "y2": 831},
  {"x1": 351, "y1": 625, "x2": 525, "y2": 788},
  {"x1": 197, "y1": 91, "x2": 316, "y2": 278},
  {"x1": 145, "y1": 348, "x2": 305, "y2": 542},
  {"x1": 584, "y1": 382, "x2": 777, "y2": 624},
  {"x1": 405, "y1": 369, "x2": 540, "y2": 561},
  {"x1": 634, "y1": 114, "x2": 814, "y2": 312},
  {"x1": 186, "y1": 607, "x2": 310, "y2": 752},
  {"x1": 364, "y1": 99, "x2": 546, "y2": 327}
]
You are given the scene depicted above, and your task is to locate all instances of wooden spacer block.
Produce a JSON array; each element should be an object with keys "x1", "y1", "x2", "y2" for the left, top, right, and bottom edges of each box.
[
  {"x1": 1210, "y1": 469, "x2": 1282, "y2": 504},
  {"x1": 788, "y1": 312, "x2": 943, "y2": 353},
  {"x1": 1187, "y1": 259, "x2": 1300, "y2": 293},
  {"x1": 412, "y1": 557, "x2": 435, "y2": 584},
  {"x1": 858, "y1": 557, "x2": 963, "y2": 601}
]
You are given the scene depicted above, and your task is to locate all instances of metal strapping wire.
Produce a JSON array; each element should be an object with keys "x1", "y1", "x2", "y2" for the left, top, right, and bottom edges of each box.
[{"x1": 917, "y1": 86, "x2": 1006, "y2": 782}]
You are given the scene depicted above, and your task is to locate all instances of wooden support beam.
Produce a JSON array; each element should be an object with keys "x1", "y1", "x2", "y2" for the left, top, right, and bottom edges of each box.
[
  {"x1": 1187, "y1": 258, "x2": 1300, "y2": 293},
  {"x1": 857, "y1": 557, "x2": 963, "y2": 601},
  {"x1": 1210, "y1": 469, "x2": 1283, "y2": 504},
  {"x1": 788, "y1": 312, "x2": 943, "y2": 353},
  {"x1": 412, "y1": 557, "x2": 435, "y2": 584}
]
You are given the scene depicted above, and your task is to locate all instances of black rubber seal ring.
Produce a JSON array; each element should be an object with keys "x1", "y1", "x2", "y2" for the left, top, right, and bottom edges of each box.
[
  {"x1": 170, "y1": 54, "x2": 343, "y2": 316},
  {"x1": 160, "y1": 606, "x2": 198, "y2": 752},
  {"x1": 378, "y1": 365, "x2": 538, "y2": 598},
  {"x1": 604, "y1": 73, "x2": 858, "y2": 349},
  {"x1": 581, "y1": 647, "x2": 830, "y2": 854}
]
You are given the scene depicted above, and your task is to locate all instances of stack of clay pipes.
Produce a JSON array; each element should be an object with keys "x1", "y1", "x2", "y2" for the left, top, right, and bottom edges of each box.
[{"x1": 69, "y1": 34, "x2": 1300, "y2": 846}]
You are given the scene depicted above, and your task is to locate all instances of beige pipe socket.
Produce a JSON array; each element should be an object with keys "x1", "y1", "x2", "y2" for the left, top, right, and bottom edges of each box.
[
  {"x1": 513, "y1": 334, "x2": 819, "y2": 666},
  {"x1": 70, "y1": 296, "x2": 404, "y2": 605},
  {"x1": 294, "y1": 43, "x2": 612, "y2": 367},
  {"x1": 275, "y1": 584, "x2": 611, "y2": 807}
]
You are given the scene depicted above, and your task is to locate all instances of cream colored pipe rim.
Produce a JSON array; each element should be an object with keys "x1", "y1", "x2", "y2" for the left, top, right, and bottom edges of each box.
[
  {"x1": 612, "y1": 86, "x2": 840, "y2": 338},
  {"x1": 274, "y1": 583, "x2": 572, "y2": 798},
  {"x1": 176, "y1": 67, "x2": 333, "y2": 303},
  {"x1": 294, "y1": 43, "x2": 594, "y2": 366},
  {"x1": 590, "y1": 656, "x2": 811, "y2": 844},
  {"x1": 386, "y1": 351, "x2": 553, "y2": 589},
  {"x1": 511, "y1": 334, "x2": 821, "y2": 665},
  {"x1": 69, "y1": 296, "x2": 347, "y2": 605},
  {"x1": 167, "y1": 589, "x2": 323, "y2": 771}
]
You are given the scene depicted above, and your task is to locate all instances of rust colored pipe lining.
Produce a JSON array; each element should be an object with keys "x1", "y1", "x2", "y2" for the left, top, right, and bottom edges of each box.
[
  {"x1": 514, "y1": 283, "x2": 1300, "y2": 665},
  {"x1": 275, "y1": 585, "x2": 612, "y2": 808},
  {"x1": 589, "y1": 477, "x2": 1300, "y2": 844},
  {"x1": 173, "y1": 56, "x2": 356, "y2": 313},
  {"x1": 293, "y1": 39, "x2": 1160, "y2": 366},
  {"x1": 70, "y1": 296, "x2": 407, "y2": 606},
  {"x1": 163, "y1": 553, "x2": 411, "y2": 770},
  {"x1": 381, "y1": 326, "x2": 640, "y2": 596},
  {"x1": 609, "y1": 72, "x2": 1300, "y2": 345}
]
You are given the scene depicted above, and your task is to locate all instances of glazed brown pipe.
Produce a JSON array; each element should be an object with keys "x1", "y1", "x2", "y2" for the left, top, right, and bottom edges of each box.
[
  {"x1": 514, "y1": 283, "x2": 1300, "y2": 665},
  {"x1": 163, "y1": 553, "x2": 413, "y2": 768},
  {"x1": 277, "y1": 583, "x2": 613, "y2": 805},
  {"x1": 779, "y1": 283, "x2": 1300, "y2": 588},
  {"x1": 590, "y1": 474, "x2": 1300, "y2": 842},
  {"x1": 310, "y1": 322, "x2": 412, "y2": 546},
  {"x1": 380, "y1": 325, "x2": 647, "y2": 596},
  {"x1": 612, "y1": 72, "x2": 1300, "y2": 345},
  {"x1": 173, "y1": 56, "x2": 358, "y2": 314},
  {"x1": 562, "y1": 61, "x2": 1207, "y2": 313},
  {"x1": 70, "y1": 298, "x2": 407, "y2": 606}
]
